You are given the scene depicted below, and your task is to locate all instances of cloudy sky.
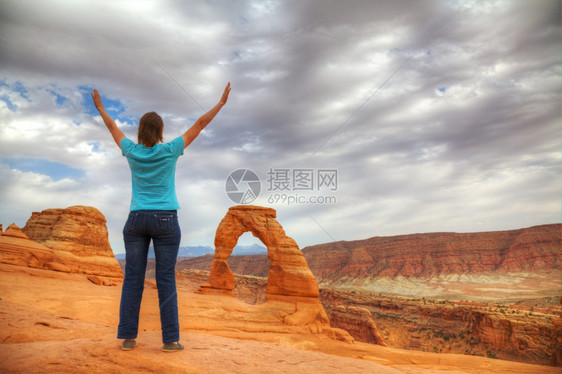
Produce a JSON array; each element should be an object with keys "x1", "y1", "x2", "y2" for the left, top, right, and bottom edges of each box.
[{"x1": 0, "y1": 0, "x2": 560, "y2": 255}]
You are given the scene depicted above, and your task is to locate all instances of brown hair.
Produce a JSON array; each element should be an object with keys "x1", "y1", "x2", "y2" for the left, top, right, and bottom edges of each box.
[{"x1": 138, "y1": 112, "x2": 164, "y2": 147}]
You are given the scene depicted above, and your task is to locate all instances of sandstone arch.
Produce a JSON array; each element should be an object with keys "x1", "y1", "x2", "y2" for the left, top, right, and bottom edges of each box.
[{"x1": 199, "y1": 205, "x2": 320, "y2": 302}]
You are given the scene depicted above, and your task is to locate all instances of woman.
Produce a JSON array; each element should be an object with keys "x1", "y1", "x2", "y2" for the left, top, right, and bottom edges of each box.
[{"x1": 92, "y1": 83, "x2": 231, "y2": 352}]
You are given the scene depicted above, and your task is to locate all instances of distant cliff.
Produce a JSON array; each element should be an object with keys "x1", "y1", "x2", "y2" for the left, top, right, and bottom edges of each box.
[
  {"x1": 303, "y1": 224, "x2": 560, "y2": 281},
  {"x1": 177, "y1": 254, "x2": 269, "y2": 277}
]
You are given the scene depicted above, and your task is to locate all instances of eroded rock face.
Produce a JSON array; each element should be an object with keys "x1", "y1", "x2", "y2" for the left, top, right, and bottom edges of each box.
[
  {"x1": 0, "y1": 223, "x2": 56, "y2": 269},
  {"x1": 24, "y1": 206, "x2": 112, "y2": 257},
  {"x1": 199, "y1": 205, "x2": 342, "y2": 338},
  {"x1": 329, "y1": 305, "x2": 386, "y2": 346},
  {"x1": 21, "y1": 206, "x2": 122, "y2": 278},
  {"x1": 202, "y1": 205, "x2": 320, "y2": 300},
  {"x1": 304, "y1": 224, "x2": 561, "y2": 281},
  {"x1": 4, "y1": 223, "x2": 29, "y2": 239}
]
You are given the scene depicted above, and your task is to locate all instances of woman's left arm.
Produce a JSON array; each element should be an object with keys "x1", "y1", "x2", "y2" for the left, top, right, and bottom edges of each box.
[
  {"x1": 91, "y1": 89, "x2": 126, "y2": 148},
  {"x1": 182, "y1": 82, "x2": 231, "y2": 148}
]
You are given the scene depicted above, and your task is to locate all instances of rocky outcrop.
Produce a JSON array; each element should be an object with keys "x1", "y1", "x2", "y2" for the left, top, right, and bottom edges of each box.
[
  {"x1": 0, "y1": 223, "x2": 58, "y2": 269},
  {"x1": 0, "y1": 206, "x2": 122, "y2": 278},
  {"x1": 198, "y1": 205, "x2": 351, "y2": 341},
  {"x1": 200, "y1": 205, "x2": 320, "y2": 300},
  {"x1": 328, "y1": 305, "x2": 386, "y2": 346},
  {"x1": 24, "y1": 206, "x2": 114, "y2": 257},
  {"x1": 5, "y1": 223, "x2": 29, "y2": 239}
]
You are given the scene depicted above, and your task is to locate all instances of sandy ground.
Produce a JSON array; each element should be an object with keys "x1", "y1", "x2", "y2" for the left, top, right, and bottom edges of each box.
[{"x1": 1, "y1": 264, "x2": 560, "y2": 374}]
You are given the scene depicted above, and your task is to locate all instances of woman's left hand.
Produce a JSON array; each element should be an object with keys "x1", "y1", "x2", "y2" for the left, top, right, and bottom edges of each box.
[{"x1": 91, "y1": 89, "x2": 104, "y2": 111}]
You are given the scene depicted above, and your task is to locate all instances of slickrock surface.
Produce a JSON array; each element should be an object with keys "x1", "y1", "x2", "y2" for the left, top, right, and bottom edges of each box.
[
  {"x1": 22, "y1": 206, "x2": 122, "y2": 278},
  {"x1": 1, "y1": 263, "x2": 558, "y2": 374}
]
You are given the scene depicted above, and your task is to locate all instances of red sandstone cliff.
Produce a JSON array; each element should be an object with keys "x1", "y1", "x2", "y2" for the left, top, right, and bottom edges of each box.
[{"x1": 303, "y1": 224, "x2": 560, "y2": 281}]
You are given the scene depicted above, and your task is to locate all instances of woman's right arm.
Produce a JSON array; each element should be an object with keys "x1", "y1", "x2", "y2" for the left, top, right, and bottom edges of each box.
[{"x1": 91, "y1": 89, "x2": 126, "y2": 148}]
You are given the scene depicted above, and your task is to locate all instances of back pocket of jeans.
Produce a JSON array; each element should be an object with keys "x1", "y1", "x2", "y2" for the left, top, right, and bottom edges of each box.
[
  {"x1": 155, "y1": 214, "x2": 175, "y2": 235},
  {"x1": 124, "y1": 212, "x2": 138, "y2": 234}
]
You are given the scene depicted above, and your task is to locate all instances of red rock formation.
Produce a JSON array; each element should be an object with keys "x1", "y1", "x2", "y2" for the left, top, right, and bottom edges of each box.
[
  {"x1": 198, "y1": 205, "x2": 350, "y2": 340},
  {"x1": 329, "y1": 305, "x2": 386, "y2": 346},
  {"x1": 200, "y1": 205, "x2": 320, "y2": 300},
  {"x1": 4, "y1": 223, "x2": 29, "y2": 239},
  {"x1": 303, "y1": 224, "x2": 561, "y2": 281},
  {"x1": 0, "y1": 223, "x2": 58, "y2": 269},
  {"x1": 24, "y1": 206, "x2": 112, "y2": 257},
  {"x1": 21, "y1": 206, "x2": 122, "y2": 278}
]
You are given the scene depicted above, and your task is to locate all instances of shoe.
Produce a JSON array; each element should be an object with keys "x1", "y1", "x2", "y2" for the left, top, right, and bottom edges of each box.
[
  {"x1": 162, "y1": 341, "x2": 184, "y2": 352},
  {"x1": 121, "y1": 339, "x2": 136, "y2": 351}
]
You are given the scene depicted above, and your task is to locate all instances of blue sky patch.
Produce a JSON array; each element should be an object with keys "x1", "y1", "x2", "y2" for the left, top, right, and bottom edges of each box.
[
  {"x1": 0, "y1": 80, "x2": 31, "y2": 111},
  {"x1": 0, "y1": 94, "x2": 16, "y2": 111},
  {"x1": 47, "y1": 89, "x2": 68, "y2": 106},
  {"x1": 13, "y1": 81, "x2": 29, "y2": 100},
  {"x1": 80, "y1": 86, "x2": 137, "y2": 125},
  {"x1": 88, "y1": 142, "x2": 102, "y2": 153},
  {"x1": 438, "y1": 87, "x2": 447, "y2": 92},
  {"x1": 2, "y1": 157, "x2": 85, "y2": 181}
]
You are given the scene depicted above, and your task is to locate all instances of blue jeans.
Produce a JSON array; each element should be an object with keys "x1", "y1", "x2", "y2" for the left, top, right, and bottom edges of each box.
[{"x1": 117, "y1": 210, "x2": 181, "y2": 343}]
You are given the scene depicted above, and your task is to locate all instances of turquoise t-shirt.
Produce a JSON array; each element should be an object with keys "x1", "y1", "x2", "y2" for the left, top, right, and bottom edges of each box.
[{"x1": 121, "y1": 136, "x2": 184, "y2": 211}]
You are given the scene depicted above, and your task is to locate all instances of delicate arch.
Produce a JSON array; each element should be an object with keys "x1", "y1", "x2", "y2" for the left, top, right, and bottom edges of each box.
[{"x1": 200, "y1": 205, "x2": 319, "y2": 300}]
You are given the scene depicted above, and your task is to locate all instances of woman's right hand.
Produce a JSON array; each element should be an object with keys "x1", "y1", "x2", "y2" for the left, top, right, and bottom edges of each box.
[{"x1": 219, "y1": 82, "x2": 231, "y2": 106}]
